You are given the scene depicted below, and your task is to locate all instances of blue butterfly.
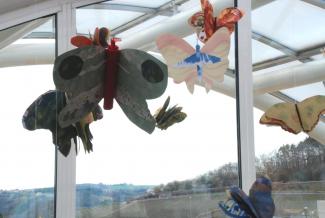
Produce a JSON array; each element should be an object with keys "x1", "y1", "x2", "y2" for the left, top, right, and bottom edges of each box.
[{"x1": 219, "y1": 177, "x2": 275, "y2": 218}]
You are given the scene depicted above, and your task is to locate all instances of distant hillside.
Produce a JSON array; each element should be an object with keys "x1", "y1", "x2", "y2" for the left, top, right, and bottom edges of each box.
[{"x1": 0, "y1": 183, "x2": 151, "y2": 218}]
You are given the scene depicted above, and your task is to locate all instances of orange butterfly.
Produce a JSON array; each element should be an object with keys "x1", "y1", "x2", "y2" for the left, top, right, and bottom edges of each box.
[
  {"x1": 188, "y1": 0, "x2": 244, "y2": 43},
  {"x1": 70, "y1": 27, "x2": 110, "y2": 48}
]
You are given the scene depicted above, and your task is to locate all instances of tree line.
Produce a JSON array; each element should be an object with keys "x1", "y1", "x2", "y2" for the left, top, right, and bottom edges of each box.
[{"x1": 151, "y1": 137, "x2": 325, "y2": 195}]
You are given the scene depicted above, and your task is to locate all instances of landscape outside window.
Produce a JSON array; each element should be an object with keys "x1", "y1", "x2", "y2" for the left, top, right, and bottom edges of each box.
[
  {"x1": 0, "y1": 16, "x2": 56, "y2": 218},
  {"x1": 252, "y1": 1, "x2": 325, "y2": 217}
]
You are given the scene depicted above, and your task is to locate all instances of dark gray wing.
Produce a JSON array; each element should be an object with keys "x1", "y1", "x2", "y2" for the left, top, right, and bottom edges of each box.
[
  {"x1": 115, "y1": 49, "x2": 168, "y2": 133},
  {"x1": 53, "y1": 45, "x2": 106, "y2": 128}
]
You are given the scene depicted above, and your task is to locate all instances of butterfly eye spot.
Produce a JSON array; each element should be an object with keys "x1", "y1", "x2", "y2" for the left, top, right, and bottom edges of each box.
[
  {"x1": 59, "y1": 55, "x2": 83, "y2": 80},
  {"x1": 141, "y1": 60, "x2": 164, "y2": 83}
]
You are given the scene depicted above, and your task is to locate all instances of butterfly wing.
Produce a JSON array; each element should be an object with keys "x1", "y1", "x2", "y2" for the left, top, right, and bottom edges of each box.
[
  {"x1": 53, "y1": 45, "x2": 106, "y2": 128},
  {"x1": 22, "y1": 90, "x2": 77, "y2": 156},
  {"x1": 116, "y1": 49, "x2": 168, "y2": 133},
  {"x1": 156, "y1": 34, "x2": 197, "y2": 93},
  {"x1": 217, "y1": 7, "x2": 244, "y2": 33},
  {"x1": 298, "y1": 95, "x2": 325, "y2": 132},
  {"x1": 70, "y1": 36, "x2": 93, "y2": 48},
  {"x1": 219, "y1": 199, "x2": 250, "y2": 218},
  {"x1": 200, "y1": 27, "x2": 230, "y2": 91},
  {"x1": 249, "y1": 177, "x2": 275, "y2": 218},
  {"x1": 260, "y1": 102, "x2": 302, "y2": 134},
  {"x1": 230, "y1": 187, "x2": 259, "y2": 218},
  {"x1": 201, "y1": 0, "x2": 216, "y2": 40}
]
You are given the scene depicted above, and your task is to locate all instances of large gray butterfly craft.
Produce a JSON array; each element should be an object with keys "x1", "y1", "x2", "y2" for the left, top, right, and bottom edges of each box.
[{"x1": 22, "y1": 27, "x2": 186, "y2": 156}]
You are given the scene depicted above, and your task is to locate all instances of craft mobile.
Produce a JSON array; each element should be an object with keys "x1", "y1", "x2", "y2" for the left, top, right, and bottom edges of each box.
[
  {"x1": 156, "y1": 27, "x2": 230, "y2": 94},
  {"x1": 156, "y1": 0, "x2": 243, "y2": 94},
  {"x1": 23, "y1": 27, "x2": 185, "y2": 156},
  {"x1": 189, "y1": 0, "x2": 244, "y2": 43},
  {"x1": 260, "y1": 95, "x2": 325, "y2": 134},
  {"x1": 219, "y1": 176, "x2": 275, "y2": 218},
  {"x1": 154, "y1": 96, "x2": 187, "y2": 130}
]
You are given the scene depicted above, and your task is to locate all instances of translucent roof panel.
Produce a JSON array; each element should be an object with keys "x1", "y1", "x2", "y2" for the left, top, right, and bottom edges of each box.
[
  {"x1": 281, "y1": 82, "x2": 325, "y2": 102},
  {"x1": 117, "y1": 15, "x2": 168, "y2": 39},
  {"x1": 252, "y1": 0, "x2": 325, "y2": 51},
  {"x1": 76, "y1": 9, "x2": 144, "y2": 34},
  {"x1": 106, "y1": 0, "x2": 171, "y2": 8},
  {"x1": 228, "y1": 36, "x2": 285, "y2": 69}
]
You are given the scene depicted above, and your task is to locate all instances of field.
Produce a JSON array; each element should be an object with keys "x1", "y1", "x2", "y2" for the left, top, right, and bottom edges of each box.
[
  {"x1": 77, "y1": 190, "x2": 325, "y2": 218},
  {"x1": 77, "y1": 192, "x2": 227, "y2": 218}
]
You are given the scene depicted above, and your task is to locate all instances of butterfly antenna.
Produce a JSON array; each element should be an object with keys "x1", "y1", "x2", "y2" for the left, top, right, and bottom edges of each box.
[{"x1": 88, "y1": 30, "x2": 92, "y2": 41}]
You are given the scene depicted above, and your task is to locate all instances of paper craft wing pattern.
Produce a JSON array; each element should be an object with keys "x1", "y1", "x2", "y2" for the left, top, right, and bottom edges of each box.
[
  {"x1": 156, "y1": 27, "x2": 230, "y2": 93},
  {"x1": 260, "y1": 95, "x2": 325, "y2": 134},
  {"x1": 53, "y1": 45, "x2": 106, "y2": 128},
  {"x1": 115, "y1": 49, "x2": 168, "y2": 133},
  {"x1": 53, "y1": 45, "x2": 168, "y2": 134}
]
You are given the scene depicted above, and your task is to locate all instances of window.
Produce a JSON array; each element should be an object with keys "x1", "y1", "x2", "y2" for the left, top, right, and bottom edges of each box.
[
  {"x1": 75, "y1": 1, "x2": 240, "y2": 217},
  {"x1": 0, "y1": 16, "x2": 56, "y2": 218},
  {"x1": 253, "y1": 1, "x2": 325, "y2": 217}
]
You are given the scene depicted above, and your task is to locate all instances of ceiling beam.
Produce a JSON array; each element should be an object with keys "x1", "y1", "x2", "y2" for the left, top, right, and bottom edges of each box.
[
  {"x1": 253, "y1": 43, "x2": 325, "y2": 71},
  {"x1": 301, "y1": 0, "x2": 325, "y2": 9},
  {"x1": 81, "y1": 3, "x2": 158, "y2": 14},
  {"x1": 110, "y1": 0, "x2": 189, "y2": 36},
  {"x1": 252, "y1": 31, "x2": 297, "y2": 57}
]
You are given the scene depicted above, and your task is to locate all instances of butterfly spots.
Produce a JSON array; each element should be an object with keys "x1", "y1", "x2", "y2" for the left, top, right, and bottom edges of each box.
[
  {"x1": 59, "y1": 55, "x2": 83, "y2": 80},
  {"x1": 141, "y1": 60, "x2": 164, "y2": 83}
]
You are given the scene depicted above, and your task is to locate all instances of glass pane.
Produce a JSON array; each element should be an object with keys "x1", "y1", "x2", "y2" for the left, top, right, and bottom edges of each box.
[
  {"x1": 0, "y1": 16, "x2": 56, "y2": 218},
  {"x1": 75, "y1": 1, "x2": 239, "y2": 217},
  {"x1": 252, "y1": 0, "x2": 325, "y2": 50},
  {"x1": 107, "y1": 0, "x2": 171, "y2": 8},
  {"x1": 76, "y1": 9, "x2": 144, "y2": 34},
  {"x1": 253, "y1": 1, "x2": 325, "y2": 217},
  {"x1": 116, "y1": 16, "x2": 168, "y2": 39},
  {"x1": 282, "y1": 82, "x2": 325, "y2": 102}
]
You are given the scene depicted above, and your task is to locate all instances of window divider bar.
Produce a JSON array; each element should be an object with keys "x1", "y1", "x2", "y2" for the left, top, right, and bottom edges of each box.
[
  {"x1": 235, "y1": 0, "x2": 256, "y2": 193},
  {"x1": 55, "y1": 3, "x2": 77, "y2": 218}
]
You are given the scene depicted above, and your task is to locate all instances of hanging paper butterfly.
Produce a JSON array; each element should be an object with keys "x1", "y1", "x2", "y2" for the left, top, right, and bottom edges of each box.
[
  {"x1": 260, "y1": 95, "x2": 325, "y2": 134},
  {"x1": 54, "y1": 27, "x2": 168, "y2": 139},
  {"x1": 219, "y1": 176, "x2": 275, "y2": 218},
  {"x1": 188, "y1": 0, "x2": 244, "y2": 43},
  {"x1": 154, "y1": 96, "x2": 187, "y2": 130},
  {"x1": 22, "y1": 27, "x2": 168, "y2": 155},
  {"x1": 22, "y1": 90, "x2": 103, "y2": 156},
  {"x1": 156, "y1": 27, "x2": 230, "y2": 93},
  {"x1": 175, "y1": 43, "x2": 221, "y2": 81}
]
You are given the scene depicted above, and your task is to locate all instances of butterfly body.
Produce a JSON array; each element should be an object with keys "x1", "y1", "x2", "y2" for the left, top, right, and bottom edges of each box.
[
  {"x1": 156, "y1": 27, "x2": 230, "y2": 93},
  {"x1": 260, "y1": 95, "x2": 325, "y2": 134}
]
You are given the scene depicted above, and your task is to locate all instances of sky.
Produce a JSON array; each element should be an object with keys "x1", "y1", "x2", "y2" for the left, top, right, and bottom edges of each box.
[{"x1": 0, "y1": 65, "x2": 307, "y2": 190}]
